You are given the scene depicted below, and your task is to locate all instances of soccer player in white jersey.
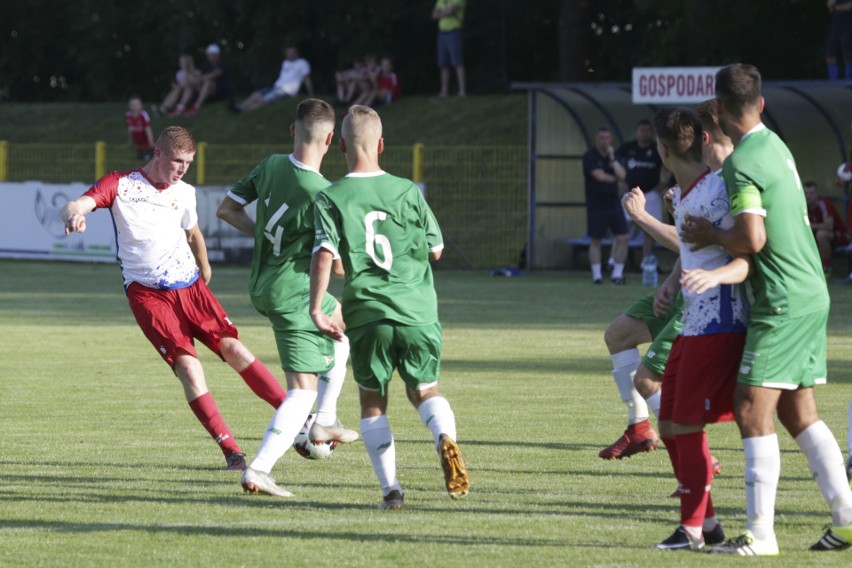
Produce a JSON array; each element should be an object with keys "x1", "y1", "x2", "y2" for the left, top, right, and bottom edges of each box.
[
  {"x1": 61, "y1": 126, "x2": 287, "y2": 470},
  {"x1": 646, "y1": 107, "x2": 751, "y2": 552},
  {"x1": 682, "y1": 63, "x2": 852, "y2": 555}
]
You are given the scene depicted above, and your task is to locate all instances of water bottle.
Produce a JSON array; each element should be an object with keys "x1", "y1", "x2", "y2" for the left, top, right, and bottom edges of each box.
[{"x1": 642, "y1": 255, "x2": 658, "y2": 287}]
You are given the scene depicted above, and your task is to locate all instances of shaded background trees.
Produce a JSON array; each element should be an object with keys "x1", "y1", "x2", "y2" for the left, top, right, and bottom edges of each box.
[{"x1": 0, "y1": 0, "x2": 832, "y2": 102}]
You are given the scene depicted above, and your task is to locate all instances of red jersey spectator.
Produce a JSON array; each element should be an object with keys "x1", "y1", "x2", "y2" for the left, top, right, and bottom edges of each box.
[
  {"x1": 375, "y1": 58, "x2": 401, "y2": 104},
  {"x1": 804, "y1": 180, "x2": 849, "y2": 274},
  {"x1": 125, "y1": 96, "x2": 155, "y2": 162}
]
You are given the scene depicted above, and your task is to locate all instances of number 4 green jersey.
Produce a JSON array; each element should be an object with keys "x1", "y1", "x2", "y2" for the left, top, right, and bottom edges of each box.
[
  {"x1": 228, "y1": 154, "x2": 331, "y2": 325},
  {"x1": 313, "y1": 171, "x2": 444, "y2": 328},
  {"x1": 723, "y1": 125, "x2": 829, "y2": 322}
]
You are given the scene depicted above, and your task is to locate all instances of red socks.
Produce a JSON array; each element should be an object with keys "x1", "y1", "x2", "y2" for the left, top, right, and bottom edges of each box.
[
  {"x1": 676, "y1": 430, "x2": 713, "y2": 528},
  {"x1": 239, "y1": 359, "x2": 286, "y2": 408},
  {"x1": 188, "y1": 392, "x2": 241, "y2": 458}
]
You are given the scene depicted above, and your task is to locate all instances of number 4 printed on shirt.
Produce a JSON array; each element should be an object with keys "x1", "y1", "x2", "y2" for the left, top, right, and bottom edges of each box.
[{"x1": 264, "y1": 201, "x2": 289, "y2": 256}]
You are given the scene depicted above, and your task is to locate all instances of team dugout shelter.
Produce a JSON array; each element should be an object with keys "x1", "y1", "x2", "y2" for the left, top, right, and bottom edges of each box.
[{"x1": 513, "y1": 67, "x2": 852, "y2": 271}]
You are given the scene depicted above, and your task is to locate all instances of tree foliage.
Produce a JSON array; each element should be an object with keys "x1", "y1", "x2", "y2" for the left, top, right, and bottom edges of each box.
[{"x1": 0, "y1": 0, "x2": 832, "y2": 102}]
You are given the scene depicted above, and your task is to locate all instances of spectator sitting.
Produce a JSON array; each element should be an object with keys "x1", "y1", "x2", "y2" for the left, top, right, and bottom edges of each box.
[
  {"x1": 234, "y1": 46, "x2": 313, "y2": 113},
  {"x1": 177, "y1": 44, "x2": 234, "y2": 117},
  {"x1": 155, "y1": 54, "x2": 200, "y2": 116},
  {"x1": 803, "y1": 180, "x2": 850, "y2": 278},
  {"x1": 335, "y1": 56, "x2": 366, "y2": 106},
  {"x1": 355, "y1": 57, "x2": 401, "y2": 106}
]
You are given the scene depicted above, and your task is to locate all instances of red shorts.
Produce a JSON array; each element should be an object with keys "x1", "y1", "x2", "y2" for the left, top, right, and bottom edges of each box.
[
  {"x1": 126, "y1": 279, "x2": 239, "y2": 367},
  {"x1": 658, "y1": 333, "x2": 745, "y2": 425}
]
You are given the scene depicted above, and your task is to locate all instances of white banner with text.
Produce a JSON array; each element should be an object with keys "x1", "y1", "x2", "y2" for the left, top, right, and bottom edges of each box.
[{"x1": 632, "y1": 67, "x2": 722, "y2": 104}]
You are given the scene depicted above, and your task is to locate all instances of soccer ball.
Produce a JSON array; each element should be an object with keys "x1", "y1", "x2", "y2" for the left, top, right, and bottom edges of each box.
[
  {"x1": 292, "y1": 413, "x2": 338, "y2": 460},
  {"x1": 837, "y1": 162, "x2": 852, "y2": 183}
]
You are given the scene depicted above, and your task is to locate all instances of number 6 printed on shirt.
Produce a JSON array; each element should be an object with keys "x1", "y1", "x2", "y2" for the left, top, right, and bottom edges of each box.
[{"x1": 365, "y1": 211, "x2": 393, "y2": 270}]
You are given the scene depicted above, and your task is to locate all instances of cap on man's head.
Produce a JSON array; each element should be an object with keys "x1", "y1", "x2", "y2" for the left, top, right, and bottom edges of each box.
[{"x1": 206, "y1": 44, "x2": 220, "y2": 54}]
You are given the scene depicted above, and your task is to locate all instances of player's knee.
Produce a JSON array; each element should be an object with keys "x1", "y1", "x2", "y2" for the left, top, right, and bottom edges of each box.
[
  {"x1": 407, "y1": 386, "x2": 439, "y2": 408},
  {"x1": 604, "y1": 316, "x2": 634, "y2": 352}
]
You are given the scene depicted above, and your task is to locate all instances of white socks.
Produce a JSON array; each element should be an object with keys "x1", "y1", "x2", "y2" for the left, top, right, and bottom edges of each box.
[
  {"x1": 250, "y1": 388, "x2": 317, "y2": 474},
  {"x1": 610, "y1": 349, "x2": 649, "y2": 425},
  {"x1": 418, "y1": 396, "x2": 457, "y2": 451},
  {"x1": 591, "y1": 263, "x2": 602, "y2": 280},
  {"x1": 645, "y1": 390, "x2": 661, "y2": 419},
  {"x1": 361, "y1": 414, "x2": 400, "y2": 495},
  {"x1": 796, "y1": 420, "x2": 852, "y2": 527},
  {"x1": 743, "y1": 434, "x2": 780, "y2": 540},
  {"x1": 315, "y1": 336, "x2": 349, "y2": 427},
  {"x1": 612, "y1": 262, "x2": 625, "y2": 279}
]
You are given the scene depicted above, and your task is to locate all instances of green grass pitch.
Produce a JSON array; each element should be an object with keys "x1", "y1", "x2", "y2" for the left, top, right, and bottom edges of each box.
[{"x1": 1, "y1": 260, "x2": 850, "y2": 566}]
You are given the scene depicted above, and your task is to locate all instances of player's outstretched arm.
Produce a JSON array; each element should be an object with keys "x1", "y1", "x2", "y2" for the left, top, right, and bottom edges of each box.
[
  {"x1": 60, "y1": 195, "x2": 97, "y2": 235},
  {"x1": 216, "y1": 196, "x2": 256, "y2": 236},
  {"x1": 186, "y1": 224, "x2": 212, "y2": 284},
  {"x1": 309, "y1": 249, "x2": 344, "y2": 340},
  {"x1": 622, "y1": 187, "x2": 679, "y2": 252}
]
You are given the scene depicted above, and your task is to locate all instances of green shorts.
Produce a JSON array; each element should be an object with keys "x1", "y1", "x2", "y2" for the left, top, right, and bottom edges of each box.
[
  {"x1": 738, "y1": 309, "x2": 828, "y2": 389},
  {"x1": 347, "y1": 320, "x2": 442, "y2": 396},
  {"x1": 623, "y1": 291, "x2": 684, "y2": 376},
  {"x1": 268, "y1": 294, "x2": 338, "y2": 374}
]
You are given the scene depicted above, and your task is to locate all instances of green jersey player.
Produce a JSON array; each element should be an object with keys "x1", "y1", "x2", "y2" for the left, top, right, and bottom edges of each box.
[
  {"x1": 681, "y1": 63, "x2": 852, "y2": 555},
  {"x1": 309, "y1": 105, "x2": 470, "y2": 510},
  {"x1": 217, "y1": 98, "x2": 358, "y2": 498}
]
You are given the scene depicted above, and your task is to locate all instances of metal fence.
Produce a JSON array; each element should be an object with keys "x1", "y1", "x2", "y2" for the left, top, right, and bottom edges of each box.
[{"x1": 0, "y1": 142, "x2": 528, "y2": 270}]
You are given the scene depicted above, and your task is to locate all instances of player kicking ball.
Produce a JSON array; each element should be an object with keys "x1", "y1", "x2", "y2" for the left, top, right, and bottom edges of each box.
[{"x1": 217, "y1": 99, "x2": 358, "y2": 497}]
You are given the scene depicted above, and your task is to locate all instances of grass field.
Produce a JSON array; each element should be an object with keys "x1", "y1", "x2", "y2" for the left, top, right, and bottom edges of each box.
[{"x1": 1, "y1": 260, "x2": 851, "y2": 567}]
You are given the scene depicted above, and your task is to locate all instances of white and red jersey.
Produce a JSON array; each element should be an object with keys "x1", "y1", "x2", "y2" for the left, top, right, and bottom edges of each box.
[
  {"x1": 125, "y1": 111, "x2": 153, "y2": 148},
  {"x1": 85, "y1": 169, "x2": 200, "y2": 290},
  {"x1": 673, "y1": 169, "x2": 749, "y2": 336}
]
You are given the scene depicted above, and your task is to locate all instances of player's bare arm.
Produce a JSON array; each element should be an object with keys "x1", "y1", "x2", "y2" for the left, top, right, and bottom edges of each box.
[
  {"x1": 681, "y1": 255, "x2": 752, "y2": 295},
  {"x1": 309, "y1": 249, "x2": 344, "y2": 340},
  {"x1": 622, "y1": 187, "x2": 679, "y2": 252},
  {"x1": 216, "y1": 196, "x2": 256, "y2": 236},
  {"x1": 680, "y1": 211, "x2": 766, "y2": 254},
  {"x1": 653, "y1": 258, "x2": 681, "y2": 317},
  {"x1": 186, "y1": 224, "x2": 212, "y2": 284},
  {"x1": 60, "y1": 195, "x2": 97, "y2": 235},
  {"x1": 332, "y1": 258, "x2": 345, "y2": 278}
]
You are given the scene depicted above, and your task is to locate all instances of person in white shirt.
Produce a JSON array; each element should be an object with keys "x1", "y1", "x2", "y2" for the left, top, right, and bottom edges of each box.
[
  {"x1": 235, "y1": 47, "x2": 313, "y2": 113},
  {"x1": 60, "y1": 126, "x2": 288, "y2": 471}
]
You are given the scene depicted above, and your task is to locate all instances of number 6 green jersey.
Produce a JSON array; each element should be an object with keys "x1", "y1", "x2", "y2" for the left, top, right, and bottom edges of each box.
[{"x1": 313, "y1": 171, "x2": 444, "y2": 328}]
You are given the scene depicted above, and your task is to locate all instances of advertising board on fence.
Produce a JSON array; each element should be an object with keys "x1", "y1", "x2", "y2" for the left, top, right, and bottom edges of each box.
[
  {"x1": 632, "y1": 67, "x2": 722, "y2": 104},
  {"x1": 0, "y1": 182, "x2": 256, "y2": 264}
]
